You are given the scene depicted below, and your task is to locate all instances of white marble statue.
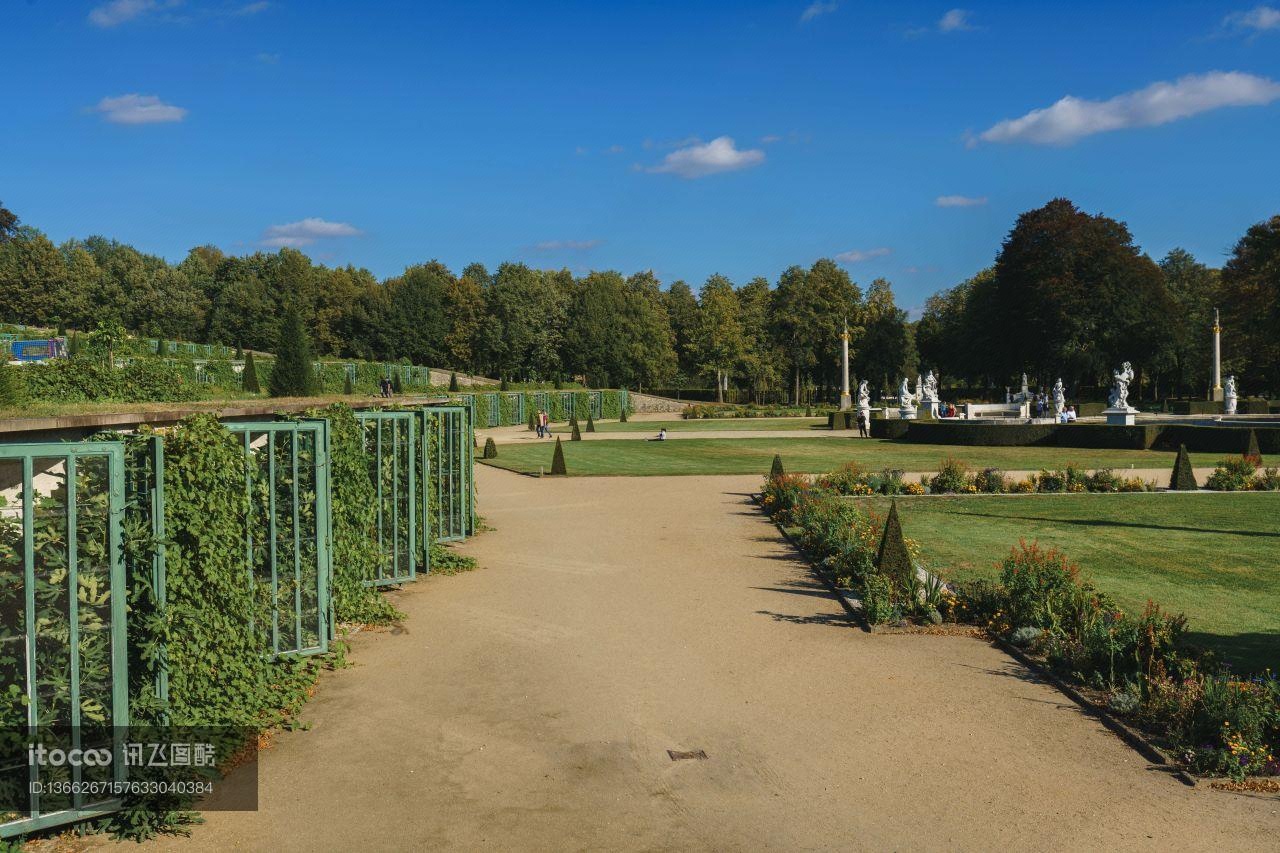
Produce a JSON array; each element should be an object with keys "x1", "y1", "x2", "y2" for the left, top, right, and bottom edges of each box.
[
  {"x1": 1224, "y1": 375, "x2": 1238, "y2": 415},
  {"x1": 899, "y1": 376, "x2": 914, "y2": 406},
  {"x1": 1108, "y1": 361, "x2": 1134, "y2": 410},
  {"x1": 857, "y1": 380, "x2": 870, "y2": 409},
  {"x1": 921, "y1": 370, "x2": 939, "y2": 403},
  {"x1": 1053, "y1": 378, "x2": 1065, "y2": 417},
  {"x1": 1021, "y1": 373, "x2": 1029, "y2": 398}
]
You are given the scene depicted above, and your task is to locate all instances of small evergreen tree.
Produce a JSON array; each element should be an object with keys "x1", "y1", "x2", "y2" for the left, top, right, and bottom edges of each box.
[
  {"x1": 267, "y1": 309, "x2": 315, "y2": 397},
  {"x1": 67, "y1": 333, "x2": 81, "y2": 357},
  {"x1": 1244, "y1": 429, "x2": 1262, "y2": 466},
  {"x1": 571, "y1": 419, "x2": 582, "y2": 441},
  {"x1": 156, "y1": 338, "x2": 168, "y2": 357},
  {"x1": 483, "y1": 437, "x2": 497, "y2": 459},
  {"x1": 551, "y1": 437, "x2": 567, "y2": 474},
  {"x1": 0, "y1": 360, "x2": 26, "y2": 407},
  {"x1": 500, "y1": 376, "x2": 509, "y2": 391},
  {"x1": 1170, "y1": 444, "x2": 1198, "y2": 490},
  {"x1": 620, "y1": 407, "x2": 628, "y2": 423},
  {"x1": 586, "y1": 414, "x2": 596, "y2": 433},
  {"x1": 392, "y1": 372, "x2": 403, "y2": 394},
  {"x1": 343, "y1": 373, "x2": 354, "y2": 395},
  {"x1": 875, "y1": 500, "x2": 913, "y2": 591},
  {"x1": 553, "y1": 376, "x2": 563, "y2": 390},
  {"x1": 234, "y1": 343, "x2": 244, "y2": 359},
  {"x1": 770, "y1": 454, "x2": 785, "y2": 480},
  {"x1": 242, "y1": 350, "x2": 261, "y2": 393},
  {"x1": 449, "y1": 371, "x2": 459, "y2": 392},
  {"x1": 527, "y1": 409, "x2": 537, "y2": 431},
  {"x1": 805, "y1": 404, "x2": 812, "y2": 417}
]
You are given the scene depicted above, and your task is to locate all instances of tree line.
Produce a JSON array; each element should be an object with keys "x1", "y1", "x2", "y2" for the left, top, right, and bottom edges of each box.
[{"x1": 0, "y1": 197, "x2": 1275, "y2": 401}]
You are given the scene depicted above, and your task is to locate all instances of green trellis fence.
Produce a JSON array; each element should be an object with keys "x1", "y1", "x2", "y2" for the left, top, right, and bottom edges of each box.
[
  {"x1": 225, "y1": 421, "x2": 331, "y2": 657},
  {"x1": 354, "y1": 411, "x2": 417, "y2": 585},
  {"x1": 0, "y1": 442, "x2": 131, "y2": 838},
  {"x1": 422, "y1": 406, "x2": 473, "y2": 542}
]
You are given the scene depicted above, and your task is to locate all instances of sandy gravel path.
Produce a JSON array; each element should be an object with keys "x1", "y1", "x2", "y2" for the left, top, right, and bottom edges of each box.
[{"x1": 139, "y1": 467, "x2": 1277, "y2": 852}]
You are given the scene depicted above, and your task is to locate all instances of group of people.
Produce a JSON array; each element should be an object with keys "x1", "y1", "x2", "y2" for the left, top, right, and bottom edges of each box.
[
  {"x1": 378, "y1": 377, "x2": 394, "y2": 398},
  {"x1": 534, "y1": 409, "x2": 551, "y2": 438}
]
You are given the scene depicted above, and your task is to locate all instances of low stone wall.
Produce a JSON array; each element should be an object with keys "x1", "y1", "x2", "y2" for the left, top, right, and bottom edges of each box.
[
  {"x1": 627, "y1": 392, "x2": 688, "y2": 414},
  {"x1": 426, "y1": 369, "x2": 498, "y2": 387}
]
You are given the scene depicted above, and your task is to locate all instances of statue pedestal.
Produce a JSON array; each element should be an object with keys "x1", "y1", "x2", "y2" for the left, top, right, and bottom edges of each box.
[
  {"x1": 921, "y1": 399, "x2": 939, "y2": 418},
  {"x1": 1103, "y1": 407, "x2": 1137, "y2": 426},
  {"x1": 1225, "y1": 398, "x2": 1237, "y2": 415},
  {"x1": 1212, "y1": 387, "x2": 1224, "y2": 402},
  {"x1": 839, "y1": 392, "x2": 852, "y2": 411},
  {"x1": 898, "y1": 406, "x2": 918, "y2": 421}
]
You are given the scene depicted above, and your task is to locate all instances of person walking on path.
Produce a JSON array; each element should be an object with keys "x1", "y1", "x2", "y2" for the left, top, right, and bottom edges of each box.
[
  {"x1": 857, "y1": 410, "x2": 869, "y2": 438},
  {"x1": 539, "y1": 410, "x2": 550, "y2": 438}
]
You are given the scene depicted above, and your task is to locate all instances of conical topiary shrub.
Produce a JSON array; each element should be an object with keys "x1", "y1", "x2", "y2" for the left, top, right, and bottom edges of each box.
[
  {"x1": 805, "y1": 404, "x2": 812, "y2": 417},
  {"x1": 1170, "y1": 444, "x2": 1197, "y2": 491},
  {"x1": 1244, "y1": 429, "x2": 1262, "y2": 466},
  {"x1": 620, "y1": 407, "x2": 628, "y2": 422},
  {"x1": 242, "y1": 350, "x2": 261, "y2": 393},
  {"x1": 392, "y1": 372, "x2": 403, "y2": 394},
  {"x1": 268, "y1": 308, "x2": 315, "y2": 397},
  {"x1": 551, "y1": 437, "x2": 567, "y2": 475},
  {"x1": 449, "y1": 371, "x2": 459, "y2": 391},
  {"x1": 528, "y1": 409, "x2": 537, "y2": 431},
  {"x1": 156, "y1": 338, "x2": 168, "y2": 357},
  {"x1": 500, "y1": 376, "x2": 509, "y2": 391},
  {"x1": 586, "y1": 414, "x2": 596, "y2": 433},
  {"x1": 234, "y1": 343, "x2": 244, "y2": 359},
  {"x1": 343, "y1": 373, "x2": 354, "y2": 395},
  {"x1": 571, "y1": 419, "x2": 582, "y2": 441},
  {"x1": 874, "y1": 500, "x2": 913, "y2": 591},
  {"x1": 770, "y1": 454, "x2": 785, "y2": 480},
  {"x1": 483, "y1": 437, "x2": 497, "y2": 459}
]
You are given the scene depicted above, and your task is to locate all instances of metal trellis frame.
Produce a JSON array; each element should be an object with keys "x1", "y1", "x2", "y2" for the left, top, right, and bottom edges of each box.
[{"x1": 354, "y1": 411, "x2": 416, "y2": 585}]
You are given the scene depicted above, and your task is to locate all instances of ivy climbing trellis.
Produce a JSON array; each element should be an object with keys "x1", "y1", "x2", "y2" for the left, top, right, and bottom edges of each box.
[{"x1": 354, "y1": 411, "x2": 416, "y2": 586}]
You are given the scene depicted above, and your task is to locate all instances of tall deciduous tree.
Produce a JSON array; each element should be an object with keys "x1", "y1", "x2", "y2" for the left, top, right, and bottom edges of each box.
[
  {"x1": 1220, "y1": 215, "x2": 1280, "y2": 395},
  {"x1": 1158, "y1": 249, "x2": 1219, "y2": 397},
  {"x1": 692, "y1": 274, "x2": 744, "y2": 402},
  {"x1": 855, "y1": 279, "x2": 912, "y2": 396}
]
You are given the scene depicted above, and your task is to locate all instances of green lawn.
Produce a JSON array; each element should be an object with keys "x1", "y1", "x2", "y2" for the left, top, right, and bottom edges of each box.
[
  {"x1": 844, "y1": 493, "x2": 1280, "y2": 673},
  {"x1": 595, "y1": 417, "x2": 827, "y2": 432},
  {"x1": 482, "y1": 437, "x2": 1223, "y2": 478}
]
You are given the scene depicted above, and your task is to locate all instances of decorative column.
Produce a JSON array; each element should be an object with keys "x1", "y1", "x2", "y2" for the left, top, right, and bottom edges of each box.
[
  {"x1": 839, "y1": 321, "x2": 852, "y2": 411},
  {"x1": 1211, "y1": 308, "x2": 1223, "y2": 401}
]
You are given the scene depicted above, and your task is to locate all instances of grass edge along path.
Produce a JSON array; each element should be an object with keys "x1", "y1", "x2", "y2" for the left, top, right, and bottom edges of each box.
[
  {"x1": 844, "y1": 491, "x2": 1279, "y2": 673},
  {"x1": 480, "y1": 437, "x2": 1228, "y2": 477}
]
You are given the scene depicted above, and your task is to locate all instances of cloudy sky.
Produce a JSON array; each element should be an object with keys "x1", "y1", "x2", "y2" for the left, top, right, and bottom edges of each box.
[{"x1": 4, "y1": 1, "x2": 1280, "y2": 310}]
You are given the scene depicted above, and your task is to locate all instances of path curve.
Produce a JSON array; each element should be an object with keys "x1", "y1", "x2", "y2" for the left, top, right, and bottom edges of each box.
[{"x1": 139, "y1": 467, "x2": 1277, "y2": 851}]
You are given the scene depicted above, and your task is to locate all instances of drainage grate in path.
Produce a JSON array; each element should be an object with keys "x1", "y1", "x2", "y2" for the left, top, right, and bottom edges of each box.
[{"x1": 667, "y1": 749, "x2": 708, "y2": 761}]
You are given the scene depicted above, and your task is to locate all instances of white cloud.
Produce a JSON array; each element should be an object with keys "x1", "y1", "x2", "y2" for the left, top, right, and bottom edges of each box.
[
  {"x1": 938, "y1": 9, "x2": 974, "y2": 32},
  {"x1": 1224, "y1": 5, "x2": 1280, "y2": 32},
  {"x1": 836, "y1": 247, "x2": 891, "y2": 263},
  {"x1": 256, "y1": 51, "x2": 280, "y2": 64},
  {"x1": 645, "y1": 136, "x2": 765, "y2": 179},
  {"x1": 92, "y1": 93, "x2": 187, "y2": 124},
  {"x1": 532, "y1": 239, "x2": 602, "y2": 252},
  {"x1": 605, "y1": 144, "x2": 624, "y2": 154},
  {"x1": 800, "y1": 1, "x2": 838, "y2": 23},
  {"x1": 977, "y1": 71, "x2": 1280, "y2": 146},
  {"x1": 936, "y1": 194, "x2": 988, "y2": 207},
  {"x1": 261, "y1": 218, "x2": 361, "y2": 248},
  {"x1": 233, "y1": 1, "x2": 270, "y2": 15},
  {"x1": 88, "y1": 0, "x2": 175, "y2": 27},
  {"x1": 761, "y1": 134, "x2": 782, "y2": 144}
]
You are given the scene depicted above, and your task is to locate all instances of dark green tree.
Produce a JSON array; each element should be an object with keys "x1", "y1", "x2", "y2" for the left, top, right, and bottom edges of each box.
[
  {"x1": 449, "y1": 371, "x2": 459, "y2": 391},
  {"x1": 155, "y1": 338, "x2": 168, "y2": 357},
  {"x1": 1245, "y1": 429, "x2": 1262, "y2": 466},
  {"x1": 571, "y1": 418, "x2": 582, "y2": 441},
  {"x1": 267, "y1": 309, "x2": 315, "y2": 397},
  {"x1": 391, "y1": 372, "x2": 403, "y2": 394},
  {"x1": 874, "y1": 500, "x2": 913, "y2": 590},
  {"x1": 619, "y1": 406, "x2": 628, "y2": 422},
  {"x1": 0, "y1": 200, "x2": 17, "y2": 243},
  {"x1": 550, "y1": 436, "x2": 567, "y2": 475},
  {"x1": 482, "y1": 437, "x2": 497, "y2": 459},
  {"x1": 0, "y1": 360, "x2": 25, "y2": 407},
  {"x1": 1220, "y1": 215, "x2": 1280, "y2": 395},
  {"x1": 242, "y1": 350, "x2": 261, "y2": 392},
  {"x1": 586, "y1": 414, "x2": 596, "y2": 432},
  {"x1": 343, "y1": 372, "x2": 354, "y2": 395},
  {"x1": 1170, "y1": 444, "x2": 1197, "y2": 490}
]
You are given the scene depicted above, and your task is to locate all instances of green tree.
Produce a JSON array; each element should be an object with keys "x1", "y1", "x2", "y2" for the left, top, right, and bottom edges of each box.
[
  {"x1": 691, "y1": 275, "x2": 744, "y2": 402},
  {"x1": 855, "y1": 279, "x2": 912, "y2": 396},
  {"x1": 0, "y1": 228, "x2": 68, "y2": 324},
  {"x1": 664, "y1": 280, "x2": 701, "y2": 380},
  {"x1": 0, "y1": 200, "x2": 17, "y2": 243},
  {"x1": 550, "y1": 436, "x2": 567, "y2": 475},
  {"x1": 242, "y1": 351, "x2": 261, "y2": 393},
  {"x1": 1159, "y1": 249, "x2": 1219, "y2": 398},
  {"x1": 875, "y1": 500, "x2": 913, "y2": 591},
  {"x1": 268, "y1": 309, "x2": 316, "y2": 397},
  {"x1": 443, "y1": 268, "x2": 486, "y2": 372},
  {"x1": 1219, "y1": 215, "x2": 1280, "y2": 395},
  {"x1": 738, "y1": 276, "x2": 780, "y2": 403}
]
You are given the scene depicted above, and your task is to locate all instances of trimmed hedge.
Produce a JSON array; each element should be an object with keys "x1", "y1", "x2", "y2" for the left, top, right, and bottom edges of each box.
[{"x1": 873, "y1": 420, "x2": 1280, "y2": 453}]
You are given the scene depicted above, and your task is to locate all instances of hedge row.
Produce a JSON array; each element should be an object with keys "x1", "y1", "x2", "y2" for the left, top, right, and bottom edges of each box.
[{"x1": 870, "y1": 420, "x2": 1280, "y2": 453}]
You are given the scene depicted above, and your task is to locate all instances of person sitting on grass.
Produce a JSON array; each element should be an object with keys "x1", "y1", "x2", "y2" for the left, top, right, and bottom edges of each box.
[{"x1": 649, "y1": 428, "x2": 667, "y2": 442}]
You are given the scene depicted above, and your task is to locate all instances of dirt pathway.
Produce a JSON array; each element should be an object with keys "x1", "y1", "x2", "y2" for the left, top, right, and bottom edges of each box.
[{"x1": 141, "y1": 467, "x2": 1277, "y2": 851}]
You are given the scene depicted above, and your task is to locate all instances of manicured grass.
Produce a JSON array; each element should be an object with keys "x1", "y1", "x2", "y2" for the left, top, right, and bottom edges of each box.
[
  {"x1": 845, "y1": 493, "x2": 1280, "y2": 673},
  {"x1": 481, "y1": 437, "x2": 1222, "y2": 478},
  {"x1": 596, "y1": 417, "x2": 827, "y2": 432}
]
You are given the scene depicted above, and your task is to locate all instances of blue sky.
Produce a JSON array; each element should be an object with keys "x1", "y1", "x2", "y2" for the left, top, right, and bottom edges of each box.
[{"x1": 4, "y1": 1, "x2": 1279, "y2": 312}]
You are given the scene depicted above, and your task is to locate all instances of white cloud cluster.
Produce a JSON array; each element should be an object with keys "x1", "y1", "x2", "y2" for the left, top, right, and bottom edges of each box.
[
  {"x1": 646, "y1": 136, "x2": 765, "y2": 179},
  {"x1": 533, "y1": 240, "x2": 602, "y2": 252},
  {"x1": 261, "y1": 218, "x2": 361, "y2": 248},
  {"x1": 92, "y1": 93, "x2": 187, "y2": 124},
  {"x1": 936, "y1": 194, "x2": 988, "y2": 207},
  {"x1": 977, "y1": 71, "x2": 1280, "y2": 145},
  {"x1": 836, "y1": 247, "x2": 891, "y2": 263},
  {"x1": 89, "y1": 0, "x2": 175, "y2": 28},
  {"x1": 938, "y1": 9, "x2": 974, "y2": 32},
  {"x1": 800, "y1": 1, "x2": 838, "y2": 24},
  {"x1": 1224, "y1": 5, "x2": 1280, "y2": 32}
]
